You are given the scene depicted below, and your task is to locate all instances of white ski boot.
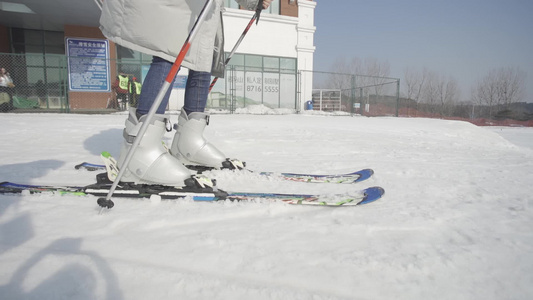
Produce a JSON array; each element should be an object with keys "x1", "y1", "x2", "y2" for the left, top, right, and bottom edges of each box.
[
  {"x1": 117, "y1": 108, "x2": 192, "y2": 186},
  {"x1": 170, "y1": 108, "x2": 245, "y2": 170}
]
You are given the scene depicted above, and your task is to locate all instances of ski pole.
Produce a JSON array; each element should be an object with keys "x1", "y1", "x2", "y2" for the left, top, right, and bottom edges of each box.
[
  {"x1": 97, "y1": 0, "x2": 216, "y2": 210},
  {"x1": 208, "y1": 0, "x2": 264, "y2": 92}
]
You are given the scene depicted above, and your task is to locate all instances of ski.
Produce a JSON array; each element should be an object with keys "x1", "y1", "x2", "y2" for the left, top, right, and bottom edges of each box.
[
  {"x1": 0, "y1": 181, "x2": 384, "y2": 207},
  {"x1": 75, "y1": 162, "x2": 105, "y2": 171},
  {"x1": 75, "y1": 161, "x2": 374, "y2": 184},
  {"x1": 226, "y1": 187, "x2": 384, "y2": 206}
]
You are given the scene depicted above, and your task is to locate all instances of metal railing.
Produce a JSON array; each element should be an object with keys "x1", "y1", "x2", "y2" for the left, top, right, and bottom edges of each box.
[{"x1": 301, "y1": 70, "x2": 401, "y2": 116}]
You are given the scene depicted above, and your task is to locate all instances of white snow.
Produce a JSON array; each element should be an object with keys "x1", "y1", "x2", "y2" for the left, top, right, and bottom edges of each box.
[{"x1": 1, "y1": 108, "x2": 532, "y2": 300}]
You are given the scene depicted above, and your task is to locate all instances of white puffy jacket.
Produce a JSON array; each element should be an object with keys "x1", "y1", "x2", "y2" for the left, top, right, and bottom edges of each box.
[{"x1": 99, "y1": 0, "x2": 259, "y2": 77}]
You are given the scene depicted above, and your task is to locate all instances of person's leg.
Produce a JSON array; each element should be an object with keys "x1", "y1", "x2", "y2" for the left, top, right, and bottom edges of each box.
[
  {"x1": 136, "y1": 56, "x2": 176, "y2": 116},
  {"x1": 117, "y1": 56, "x2": 192, "y2": 186},
  {"x1": 183, "y1": 70, "x2": 211, "y2": 114},
  {"x1": 170, "y1": 70, "x2": 244, "y2": 169}
]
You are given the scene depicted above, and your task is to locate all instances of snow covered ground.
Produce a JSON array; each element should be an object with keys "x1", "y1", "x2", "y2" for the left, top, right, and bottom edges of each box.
[{"x1": 0, "y1": 109, "x2": 532, "y2": 300}]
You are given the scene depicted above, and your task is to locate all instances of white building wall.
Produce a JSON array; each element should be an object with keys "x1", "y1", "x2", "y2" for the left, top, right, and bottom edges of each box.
[
  {"x1": 169, "y1": 3, "x2": 316, "y2": 112},
  {"x1": 223, "y1": 9, "x2": 298, "y2": 58}
]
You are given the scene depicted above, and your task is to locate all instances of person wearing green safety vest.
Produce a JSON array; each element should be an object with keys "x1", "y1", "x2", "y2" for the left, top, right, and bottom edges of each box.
[
  {"x1": 128, "y1": 77, "x2": 142, "y2": 108},
  {"x1": 111, "y1": 73, "x2": 130, "y2": 110}
]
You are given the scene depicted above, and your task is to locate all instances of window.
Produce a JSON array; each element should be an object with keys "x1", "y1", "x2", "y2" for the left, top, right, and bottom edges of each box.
[
  {"x1": 263, "y1": 56, "x2": 279, "y2": 72},
  {"x1": 115, "y1": 45, "x2": 152, "y2": 80},
  {"x1": 10, "y1": 28, "x2": 64, "y2": 55},
  {"x1": 45, "y1": 32, "x2": 66, "y2": 54},
  {"x1": 228, "y1": 53, "x2": 245, "y2": 66},
  {"x1": 116, "y1": 45, "x2": 152, "y2": 64},
  {"x1": 224, "y1": 0, "x2": 279, "y2": 15},
  {"x1": 220, "y1": 53, "x2": 297, "y2": 109},
  {"x1": 265, "y1": 1, "x2": 280, "y2": 15},
  {"x1": 7, "y1": 28, "x2": 66, "y2": 95},
  {"x1": 244, "y1": 54, "x2": 262, "y2": 71},
  {"x1": 227, "y1": 53, "x2": 296, "y2": 73},
  {"x1": 224, "y1": 0, "x2": 240, "y2": 9}
]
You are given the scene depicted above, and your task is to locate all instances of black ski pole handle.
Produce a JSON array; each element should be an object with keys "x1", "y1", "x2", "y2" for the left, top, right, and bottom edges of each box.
[{"x1": 255, "y1": 0, "x2": 264, "y2": 24}]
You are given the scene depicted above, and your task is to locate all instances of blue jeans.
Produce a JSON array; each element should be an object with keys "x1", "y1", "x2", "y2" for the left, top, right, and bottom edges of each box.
[{"x1": 137, "y1": 56, "x2": 211, "y2": 116}]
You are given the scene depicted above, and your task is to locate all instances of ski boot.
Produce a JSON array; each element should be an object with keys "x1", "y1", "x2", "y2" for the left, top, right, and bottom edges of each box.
[
  {"x1": 116, "y1": 108, "x2": 193, "y2": 186},
  {"x1": 170, "y1": 108, "x2": 245, "y2": 171}
]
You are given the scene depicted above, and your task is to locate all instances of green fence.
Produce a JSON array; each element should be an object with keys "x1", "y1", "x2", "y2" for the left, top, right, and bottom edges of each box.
[
  {"x1": 1, "y1": 53, "x2": 69, "y2": 112},
  {"x1": 2, "y1": 53, "x2": 400, "y2": 115},
  {"x1": 1, "y1": 52, "x2": 301, "y2": 113}
]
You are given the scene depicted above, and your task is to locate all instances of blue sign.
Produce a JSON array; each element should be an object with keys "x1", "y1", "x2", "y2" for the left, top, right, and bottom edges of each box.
[{"x1": 66, "y1": 38, "x2": 110, "y2": 92}]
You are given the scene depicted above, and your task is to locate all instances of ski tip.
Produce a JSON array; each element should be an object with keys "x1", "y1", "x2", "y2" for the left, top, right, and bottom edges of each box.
[
  {"x1": 352, "y1": 169, "x2": 374, "y2": 183},
  {"x1": 101, "y1": 151, "x2": 112, "y2": 158},
  {"x1": 358, "y1": 186, "x2": 385, "y2": 205},
  {"x1": 74, "y1": 162, "x2": 87, "y2": 170}
]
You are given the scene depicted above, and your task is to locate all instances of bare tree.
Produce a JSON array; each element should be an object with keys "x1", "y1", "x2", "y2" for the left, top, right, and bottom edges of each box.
[
  {"x1": 403, "y1": 67, "x2": 427, "y2": 104},
  {"x1": 472, "y1": 66, "x2": 526, "y2": 117},
  {"x1": 325, "y1": 56, "x2": 353, "y2": 90},
  {"x1": 472, "y1": 72, "x2": 498, "y2": 116},
  {"x1": 437, "y1": 76, "x2": 460, "y2": 116},
  {"x1": 496, "y1": 67, "x2": 525, "y2": 106},
  {"x1": 419, "y1": 70, "x2": 460, "y2": 116},
  {"x1": 327, "y1": 57, "x2": 390, "y2": 90},
  {"x1": 428, "y1": 73, "x2": 439, "y2": 113},
  {"x1": 362, "y1": 57, "x2": 391, "y2": 96}
]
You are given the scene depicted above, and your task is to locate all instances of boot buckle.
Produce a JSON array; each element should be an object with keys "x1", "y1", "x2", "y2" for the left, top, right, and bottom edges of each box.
[{"x1": 193, "y1": 175, "x2": 214, "y2": 188}]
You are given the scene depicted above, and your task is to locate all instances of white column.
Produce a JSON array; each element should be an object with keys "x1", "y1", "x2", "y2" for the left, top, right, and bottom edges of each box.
[{"x1": 297, "y1": 0, "x2": 316, "y2": 111}]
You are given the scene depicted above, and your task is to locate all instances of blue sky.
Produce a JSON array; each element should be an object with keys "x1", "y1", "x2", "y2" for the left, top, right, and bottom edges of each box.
[{"x1": 313, "y1": 0, "x2": 533, "y2": 102}]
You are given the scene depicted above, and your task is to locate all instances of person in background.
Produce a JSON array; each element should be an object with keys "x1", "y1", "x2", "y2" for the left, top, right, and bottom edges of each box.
[
  {"x1": 99, "y1": 0, "x2": 272, "y2": 187},
  {"x1": 0, "y1": 67, "x2": 15, "y2": 111},
  {"x1": 36, "y1": 80, "x2": 46, "y2": 107},
  {"x1": 128, "y1": 77, "x2": 142, "y2": 108},
  {"x1": 111, "y1": 72, "x2": 130, "y2": 110}
]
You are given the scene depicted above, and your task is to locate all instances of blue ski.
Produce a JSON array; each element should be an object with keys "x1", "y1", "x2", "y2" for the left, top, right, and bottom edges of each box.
[
  {"x1": 75, "y1": 161, "x2": 374, "y2": 184},
  {"x1": 0, "y1": 181, "x2": 384, "y2": 207}
]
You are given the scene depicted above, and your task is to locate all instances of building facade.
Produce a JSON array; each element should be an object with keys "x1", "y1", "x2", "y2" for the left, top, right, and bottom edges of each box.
[{"x1": 0, "y1": 0, "x2": 316, "y2": 112}]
